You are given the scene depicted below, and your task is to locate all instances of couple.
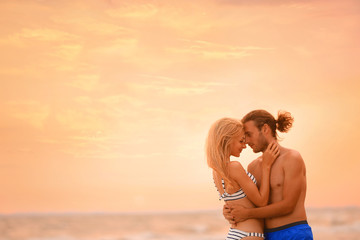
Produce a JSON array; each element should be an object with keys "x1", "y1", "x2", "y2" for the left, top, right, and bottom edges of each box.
[{"x1": 206, "y1": 110, "x2": 313, "y2": 240}]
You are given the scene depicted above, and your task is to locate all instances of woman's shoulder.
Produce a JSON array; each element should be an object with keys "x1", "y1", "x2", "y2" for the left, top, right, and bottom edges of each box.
[
  {"x1": 228, "y1": 160, "x2": 243, "y2": 169},
  {"x1": 228, "y1": 161, "x2": 246, "y2": 177}
]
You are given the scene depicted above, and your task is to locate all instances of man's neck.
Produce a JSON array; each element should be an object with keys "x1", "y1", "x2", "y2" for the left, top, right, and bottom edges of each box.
[{"x1": 261, "y1": 138, "x2": 278, "y2": 153}]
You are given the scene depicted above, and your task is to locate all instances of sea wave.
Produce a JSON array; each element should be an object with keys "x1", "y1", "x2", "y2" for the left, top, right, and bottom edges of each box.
[{"x1": 1, "y1": 207, "x2": 360, "y2": 240}]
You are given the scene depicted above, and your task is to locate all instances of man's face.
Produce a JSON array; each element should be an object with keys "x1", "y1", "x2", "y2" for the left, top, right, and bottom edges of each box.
[{"x1": 243, "y1": 120, "x2": 268, "y2": 153}]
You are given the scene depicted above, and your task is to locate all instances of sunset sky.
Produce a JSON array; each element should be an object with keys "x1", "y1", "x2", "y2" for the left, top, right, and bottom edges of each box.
[{"x1": 1, "y1": 0, "x2": 359, "y2": 213}]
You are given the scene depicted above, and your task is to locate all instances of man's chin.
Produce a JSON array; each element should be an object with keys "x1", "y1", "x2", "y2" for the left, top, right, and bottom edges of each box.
[{"x1": 252, "y1": 148, "x2": 261, "y2": 153}]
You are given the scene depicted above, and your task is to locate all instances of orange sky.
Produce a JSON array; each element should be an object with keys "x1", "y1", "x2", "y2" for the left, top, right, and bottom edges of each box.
[{"x1": 1, "y1": 0, "x2": 360, "y2": 213}]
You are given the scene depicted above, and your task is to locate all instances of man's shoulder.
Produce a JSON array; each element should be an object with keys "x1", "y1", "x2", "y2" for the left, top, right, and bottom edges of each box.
[
  {"x1": 282, "y1": 147, "x2": 302, "y2": 158},
  {"x1": 247, "y1": 156, "x2": 262, "y2": 171},
  {"x1": 281, "y1": 148, "x2": 305, "y2": 166}
]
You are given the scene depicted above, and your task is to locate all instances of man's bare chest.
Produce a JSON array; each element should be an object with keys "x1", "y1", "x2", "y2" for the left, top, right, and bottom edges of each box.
[{"x1": 270, "y1": 164, "x2": 284, "y2": 191}]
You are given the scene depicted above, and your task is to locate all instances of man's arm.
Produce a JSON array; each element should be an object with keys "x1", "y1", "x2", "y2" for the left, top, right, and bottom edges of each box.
[{"x1": 231, "y1": 152, "x2": 305, "y2": 222}]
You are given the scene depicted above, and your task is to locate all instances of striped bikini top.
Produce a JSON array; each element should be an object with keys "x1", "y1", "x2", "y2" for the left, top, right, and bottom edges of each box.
[{"x1": 217, "y1": 172, "x2": 257, "y2": 201}]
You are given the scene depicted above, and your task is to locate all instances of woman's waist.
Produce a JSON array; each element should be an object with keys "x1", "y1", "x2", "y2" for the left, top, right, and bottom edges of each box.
[
  {"x1": 225, "y1": 199, "x2": 264, "y2": 232},
  {"x1": 225, "y1": 197, "x2": 256, "y2": 207},
  {"x1": 232, "y1": 218, "x2": 264, "y2": 233}
]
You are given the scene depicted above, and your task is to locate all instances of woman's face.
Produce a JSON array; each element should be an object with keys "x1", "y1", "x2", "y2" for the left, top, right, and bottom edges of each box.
[{"x1": 229, "y1": 132, "x2": 246, "y2": 157}]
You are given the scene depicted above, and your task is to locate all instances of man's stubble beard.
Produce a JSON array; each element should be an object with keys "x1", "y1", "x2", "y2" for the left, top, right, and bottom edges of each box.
[
  {"x1": 258, "y1": 132, "x2": 269, "y2": 153},
  {"x1": 250, "y1": 131, "x2": 269, "y2": 153}
]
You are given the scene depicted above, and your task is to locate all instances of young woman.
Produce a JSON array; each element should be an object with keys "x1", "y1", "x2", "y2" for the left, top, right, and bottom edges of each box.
[{"x1": 206, "y1": 118, "x2": 280, "y2": 240}]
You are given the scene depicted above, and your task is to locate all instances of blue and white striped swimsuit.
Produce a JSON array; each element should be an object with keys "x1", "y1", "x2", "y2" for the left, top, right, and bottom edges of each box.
[
  {"x1": 216, "y1": 172, "x2": 265, "y2": 240},
  {"x1": 226, "y1": 228, "x2": 264, "y2": 240},
  {"x1": 218, "y1": 172, "x2": 257, "y2": 201}
]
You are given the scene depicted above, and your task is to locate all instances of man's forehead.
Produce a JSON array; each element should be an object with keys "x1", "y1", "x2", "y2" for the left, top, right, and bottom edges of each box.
[{"x1": 244, "y1": 121, "x2": 256, "y2": 131}]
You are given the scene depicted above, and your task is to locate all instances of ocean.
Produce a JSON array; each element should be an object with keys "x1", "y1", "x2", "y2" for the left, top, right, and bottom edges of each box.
[{"x1": 1, "y1": 207, "x2": 359, "y2": 240}]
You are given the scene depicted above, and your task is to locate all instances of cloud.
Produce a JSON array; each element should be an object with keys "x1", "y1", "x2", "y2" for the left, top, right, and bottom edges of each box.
[
  {"x1": 106, "y1": 3, "x2": 158, "y2": 19},
  {"x1": 0, "y1": 35, "x2": 25, "y2": 47},
  {"x1": 66, "y1": 74, "x2": 100, "y2": 91},
  {"x1": 0, "y1": 28, "x2": 77, "y2": 48},
  {"x1": 5, "y1": 100, "x2": 50, "y2": 129},
  {"x1": 136, "y1": 74, "x2": 240, "y2": 93},
  {"x1": 75, "y1": 96, "x2": 93, "y2": 105},
  {"x1": 0, "y1": 66, "x2": 42, "y2": 77},
  {"x1": 168, "y1": 39, "x2": 273, "y2": 60},
  {"x1": 292, "y1": 46, "x2": 312, "y2": 57},
  {"x1": 128, "y1": 77, "x2": 213, "y2": 96},
  {"x1": 51, "y1": 44, "x2": 83, "y2": 61},
  {"x1": 99, "y1": 94, "x2": 146, "y2": 108},
  {"x1": 55, "y1": 108, "x2": 103, "y2": 131},
  {"x1": 18, "y1": 28, "x2": 77, "y2": 42},
  {"x1": 162, "y1": 86, "x2": 211, "y2": 95},
  {"x1": 105, "y1": 2, "x2": 213, "y2": 37},
  {"x1": 93, "y1": 38, "x2": 139, "y2": 59},
  {"x1": 213, "y1": 0, "x2": 315, "y2": 7},
  {"x1": 52, "y1": 16, "x2": 135, "y2": 36}
]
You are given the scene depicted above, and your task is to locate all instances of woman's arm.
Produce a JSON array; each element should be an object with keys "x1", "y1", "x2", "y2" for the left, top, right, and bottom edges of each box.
[
  {"x1": 229, "y1": 142, "x2": 279, "y2": 207},
  {"x1": 229, "y1": 152, "x2": 305, "y2": 222}
]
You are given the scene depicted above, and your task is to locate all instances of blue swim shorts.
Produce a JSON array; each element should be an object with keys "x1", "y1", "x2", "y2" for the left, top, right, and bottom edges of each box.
[{"x1": 264, "y1": 220, "x2": 313, "y2": 240}]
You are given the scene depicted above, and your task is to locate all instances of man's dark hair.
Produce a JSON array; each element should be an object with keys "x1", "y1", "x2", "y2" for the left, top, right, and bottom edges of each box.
[{"x1": 241, "y1": 110, "x2": 294, "y2": 139}]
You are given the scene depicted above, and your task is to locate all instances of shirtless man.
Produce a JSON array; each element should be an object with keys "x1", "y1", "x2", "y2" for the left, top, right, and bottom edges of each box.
[{"x1": 224, "y1": 110, "x2": 313, "y2": 240}]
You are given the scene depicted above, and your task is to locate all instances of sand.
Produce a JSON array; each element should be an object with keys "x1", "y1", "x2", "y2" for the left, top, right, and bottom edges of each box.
[{"x1": 0, "y1": 207, "x2": 359, "y2": 240}]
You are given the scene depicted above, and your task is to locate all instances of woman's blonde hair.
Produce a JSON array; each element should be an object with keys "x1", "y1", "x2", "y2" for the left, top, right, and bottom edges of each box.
[{"x1": 206, "y1": 117, "x2": 243, "y2": 188}]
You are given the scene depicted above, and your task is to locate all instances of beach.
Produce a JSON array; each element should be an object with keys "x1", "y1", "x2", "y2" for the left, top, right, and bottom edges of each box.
[{"x1": 1, "y1": 207, "x2": 359, "y2": 240}]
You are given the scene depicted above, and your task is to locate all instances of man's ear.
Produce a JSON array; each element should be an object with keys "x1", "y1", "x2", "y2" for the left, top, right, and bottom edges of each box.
[{"x1": 262, "y1": 123, "x2": 270, "y2": 134}]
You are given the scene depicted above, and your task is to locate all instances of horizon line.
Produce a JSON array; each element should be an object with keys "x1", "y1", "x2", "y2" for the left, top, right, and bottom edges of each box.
[{"x1": 2, "y1": 205, "x2": 360, "y2": 216}]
